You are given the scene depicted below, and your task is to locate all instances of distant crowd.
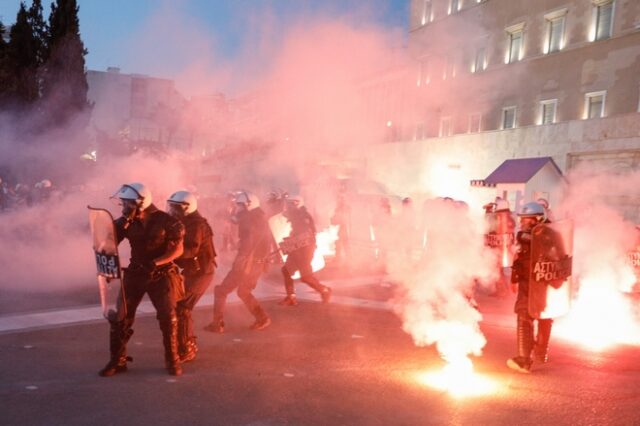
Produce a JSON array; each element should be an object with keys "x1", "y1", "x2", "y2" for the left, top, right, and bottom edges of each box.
[{"x1": 0, "y1": 178, "x2": 60, "y2": 211}]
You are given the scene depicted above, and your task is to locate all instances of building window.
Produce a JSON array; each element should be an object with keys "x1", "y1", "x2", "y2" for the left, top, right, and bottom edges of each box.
[
  {"x1": 468, "y1": 113, "x2": 481, "y2": 133},
  {"x1": 540, "y1": 99, "x2": 558, "y2": 124},
  {"x1": 417, "y1": 59, "x2": 430, "y2": 86},
  {"x1": 502, "y1": 106, "x2": 517, "y2": 129},
  {"x1": 506, "y1": 28, "x2": 524, "y2": 63},
  {"x1": 585, "y1": 91, "x2": 606, "y2": 119},
  {"x1": 421, "y1": 0, "x2": 433, "y2": 25},
  {"x1": 593, "y1": 1, "x2": 614, "y2": 41},
  {"x1": 545, "y1": 15, "x2": 566, "y2": 53},
  {"x1": 471, "y1": 47, "x2": 486, "y2": 73},
  {"x1": 449, "y1": 0, "x2": 460, "y2": 15},
  {"x1": 439, "y1": 116, "x2": 453, "y2": 137},
  {"x1": 443, "y1": 56, "x2": 456, "y2": 80}
]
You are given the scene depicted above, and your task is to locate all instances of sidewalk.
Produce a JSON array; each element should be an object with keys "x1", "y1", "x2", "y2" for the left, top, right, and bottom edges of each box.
[{"x1": 0, "y1": 274, "x2": 515, "y2": 334}]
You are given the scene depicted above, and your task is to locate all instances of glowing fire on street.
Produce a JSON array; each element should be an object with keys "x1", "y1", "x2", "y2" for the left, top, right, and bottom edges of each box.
[
  {"x1": 291, "y1": 225, "x2": 339, "y2": 278},
  {"x1": 414, "y1": 356, "x2": 499, "y2": 398},
  {"x1": 555, "y1": 271, "x2": 640, "y2": 350}
]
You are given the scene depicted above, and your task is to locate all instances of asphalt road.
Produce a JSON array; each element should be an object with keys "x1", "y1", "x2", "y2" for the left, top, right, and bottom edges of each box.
[{"x1": 1, "y1": 288, "x2": 639, "y2": 426}]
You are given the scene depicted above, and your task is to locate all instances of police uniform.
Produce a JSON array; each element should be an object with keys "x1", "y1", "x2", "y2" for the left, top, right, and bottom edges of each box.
[
  {"x1": 101, "y1": 204, "x2": 185, "y2": 376},
  {"x1": 510, "y1": 220, "x2": 556, "y2": 370},
  {"x1": 175, "y1": 210, "x2": 216, "y2": 361},
  {"x1": 210, "y1": 206, "x2": 272, "y2": 329},
  {"x1": 281, "y1": 206, "x2": 331, "y2": 302}
]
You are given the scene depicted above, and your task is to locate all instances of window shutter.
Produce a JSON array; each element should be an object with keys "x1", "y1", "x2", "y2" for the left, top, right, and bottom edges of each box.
[
  {"x1": 596, "y1": 3, "x2": 613, "y2": 40},
  {"x1": 549, "y1": 18, "x2": 563, "y2": 52},
  {"x1": 542, "y1": 103, "x2": 555, "y2": 124}
]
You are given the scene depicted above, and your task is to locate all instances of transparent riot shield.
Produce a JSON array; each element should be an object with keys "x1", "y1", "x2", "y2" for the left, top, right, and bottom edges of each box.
[
  {"x1": 88, "y1": 207, "x2": 126, "y2": 321},
  {"x1": 484, "y1": 210, "x2": 516, "y2": 267},
  {"x1": 267, "y1": 212, "x2": 292, "y2": 263},
  {"x1": 528, "y1": 219, "x2": 574, "y2": 319}
]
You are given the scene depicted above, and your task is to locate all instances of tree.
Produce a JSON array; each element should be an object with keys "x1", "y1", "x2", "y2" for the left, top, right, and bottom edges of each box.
[
  {"x1": 27, "y1": 0, "x2": 48, "y2": 66},
  {"x1": 5, "y1": 3, "x2": 40, "y2": 107},
  {"x1": 41, "y1": 0, "x2": 89, "y2": 126},
  {"x1": 0, "y1": 20, "x2": 9, "y2": 104}
]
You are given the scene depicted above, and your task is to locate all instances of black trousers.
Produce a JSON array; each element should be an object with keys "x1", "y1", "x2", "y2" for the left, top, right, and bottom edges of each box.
[
  {"x1": 177, "y1": 272, "x2": 214, "y2": 344},
  {"x1": 213, "y1": 255, "x2": 265, "y2": 321}
]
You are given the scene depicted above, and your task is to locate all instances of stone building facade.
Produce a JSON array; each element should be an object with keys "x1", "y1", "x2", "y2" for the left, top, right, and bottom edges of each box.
[{"x1": 366, "y1": 0, "x2": 640, "y2": 217}]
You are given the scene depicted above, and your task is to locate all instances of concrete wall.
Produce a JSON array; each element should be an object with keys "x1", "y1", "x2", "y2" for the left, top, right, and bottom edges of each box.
[{"x1": 366, "y1": 112, "x2": 640, "y2": 212}]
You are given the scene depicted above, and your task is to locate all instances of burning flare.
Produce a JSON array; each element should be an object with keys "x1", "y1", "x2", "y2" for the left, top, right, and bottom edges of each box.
[
  {"x1": 291, "y1": 225, "x2": 339, "y2": 279},
  {"x1": 556, "y1": 270, "x2": 640, "y2": 350}
]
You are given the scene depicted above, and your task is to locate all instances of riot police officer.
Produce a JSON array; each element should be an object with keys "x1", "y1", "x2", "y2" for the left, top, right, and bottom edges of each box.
[
  {"x1": 99, "y1": 183, "x2": 185, "y2": 377},
  {"x1": 279, "y1": 195, "x2": 331, "y2": 306},
  {"x1": 167, "y1": 190, "x2": 217, "y2": 363},
  {"x1": 507, "y1": 201, "x2": 555, "y2": 373},
  {"x1": 205, "y1": 191, "x2": 273, "y2": 332}
]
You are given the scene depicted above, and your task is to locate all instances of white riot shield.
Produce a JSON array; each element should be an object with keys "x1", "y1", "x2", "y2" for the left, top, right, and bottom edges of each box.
[
  {"x1": 267, "y1": 212, "x2": 292, "y2": 263},
  {"x1": 484, "y1": 210, "x2": 516, "y2": 267},
  {"x1": 88, "y1": 207, "x2": 126, "y2": 321},
  {"x1": 528, "y1": 219, "x2": 574, "y2": 319}
]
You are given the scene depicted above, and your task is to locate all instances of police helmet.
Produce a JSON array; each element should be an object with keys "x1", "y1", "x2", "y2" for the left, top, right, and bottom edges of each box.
[{"x1": 167, "y1": 190, "x2": 198, "y2": 215}]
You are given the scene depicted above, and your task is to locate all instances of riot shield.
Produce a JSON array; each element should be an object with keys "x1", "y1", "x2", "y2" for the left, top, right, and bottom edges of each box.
[
  {"x1": 484, "y1": 210, "x2": 516, "y2": 267},
  {"x1": 88, "y1": 207, "x2": 126, "y2": 321},
  {"x1": 267, "y1": 212, "x2": 292, "y2": 263},
  {"x1": 528, "y1": 219, "x2": 574, "y2": 319}
]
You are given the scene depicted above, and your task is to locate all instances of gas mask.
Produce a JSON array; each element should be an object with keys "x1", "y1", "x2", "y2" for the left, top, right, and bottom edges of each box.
[
  {"x1": 121, "y1": 199, "x2": 141, "y2": 221},
  {"x1": 167, "y1": 202, "x2": 187, "y2": 219}
]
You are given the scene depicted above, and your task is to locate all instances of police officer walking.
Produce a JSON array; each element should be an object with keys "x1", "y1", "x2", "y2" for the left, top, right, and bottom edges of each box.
[
  {"x1": 100, "y1": 183, "x2": 186, "y2": 377},
  {"x1": 507, "y1": 202, "x2": 555, "y2": 373},
  {"x1": 167, "y1": 190, "x2": 217, "y2": 363},
  {"x1": 205, "y1": 191, "x2": 273, "y2": 332},
  {"x1": 279, "y1": 195, "x2": 332, "y2": 306}
]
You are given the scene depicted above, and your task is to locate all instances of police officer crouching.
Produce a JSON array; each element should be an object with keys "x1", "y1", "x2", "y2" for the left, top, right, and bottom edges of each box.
[
  {"x1": 167, "y1": 190, "x2": 217, "y2": 363},
  {"x1": 100, "y1": 183, "x2": 185, "y2": 377}
]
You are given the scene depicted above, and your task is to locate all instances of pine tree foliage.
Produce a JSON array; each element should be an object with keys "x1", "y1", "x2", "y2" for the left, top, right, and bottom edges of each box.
[
  {"x1": 41, "y1": 0, "x2": 89, "y2": 125},
  {"x1": 6, "y1": 3, "x2": 40, "y2": 106},
  {"x1": 0, "y1": 20, "x2": 8, "y2": 100},
  {"x1": 27, "y1": 0, "x2": 48, "y2": 65}
]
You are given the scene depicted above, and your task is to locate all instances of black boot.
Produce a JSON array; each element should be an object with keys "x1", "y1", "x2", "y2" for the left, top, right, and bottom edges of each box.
[
  {"x1": 99, "y1": 322, "x2": 133, "y2": 377},
  {"x1": 180, "y1": 338, "x2": 198, "y2": 363},
  {"x1": 206, "y1": 286, "x2": 227, "y2": 333},
  {"x1": 282, "y1": 267, "x2": 296, "y2": 295},
  {"x1": 507, "y1": 315, "x2": 534, "y2": 373},
  {"x1": 160, "y1": 318, "x2": 182, "y2": 376},
  {"x1": 534, "y1": 319, "x2": 553, "y2": 363},
  {"x1": 204, "y1": 317, "x2": 225, "y2": 333},
  {"x1": 177, "y1": 307, "x2": 194, "y2": 361},
  {"x1": 301, "y1": 275, "x2": 331, "y2": 303},
  {"x1": 249, "y1": 305, "x2": 271, "y2": 330}
]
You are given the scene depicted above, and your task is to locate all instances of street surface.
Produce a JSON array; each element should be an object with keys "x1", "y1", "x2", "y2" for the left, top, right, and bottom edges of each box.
[{"x1": 1, "y1": 272, "x2": 639, "y2": 425}]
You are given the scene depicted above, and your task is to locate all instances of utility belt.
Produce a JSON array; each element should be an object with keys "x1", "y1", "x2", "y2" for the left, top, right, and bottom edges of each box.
[{"x1": 127, "y1": 259, "x2": 176, "y2": 278}]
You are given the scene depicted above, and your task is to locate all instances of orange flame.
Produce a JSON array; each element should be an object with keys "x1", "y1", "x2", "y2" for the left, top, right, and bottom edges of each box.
[
  {"x1": 415, "y1": 356, "x2": 499, "y2": 398},
  {"x1": 555, "y1": 269, "x2": 640, "y2": 350},
  {"x1": 291, "y1": 225, "x2": 339, "y2": 279}
]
